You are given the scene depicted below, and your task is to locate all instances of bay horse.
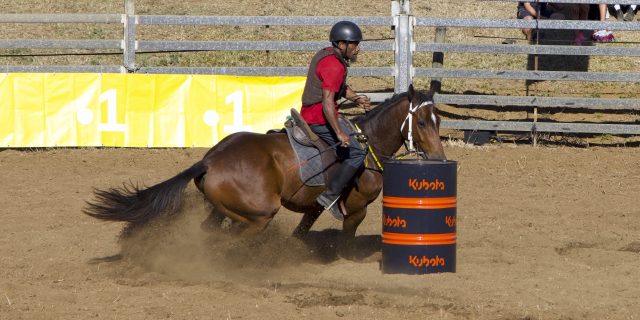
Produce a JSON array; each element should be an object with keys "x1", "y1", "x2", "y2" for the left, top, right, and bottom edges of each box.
[{"x1": 84, "y1": 84, "x2": 446, "y2": 255}]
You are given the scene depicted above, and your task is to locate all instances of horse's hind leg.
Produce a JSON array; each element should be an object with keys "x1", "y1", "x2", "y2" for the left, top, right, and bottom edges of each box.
[
  {"x1": 237, "y1": 217, "x2": 274, "y2": 236},
  {"x1": 292, "y1": 209, "x2": 323, "y2": 239},
  {"x1": 200, "y1": 207, "x2": 233, "y2": 232},
  {"x1": 206, "y1": 202, "x2": 277, "y2": 237}
]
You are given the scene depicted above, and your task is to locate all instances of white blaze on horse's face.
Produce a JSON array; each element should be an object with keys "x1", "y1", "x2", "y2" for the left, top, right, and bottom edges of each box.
[
  {"x1": 413, "y1": 99, "x2": 446, "y2": 160},
  {"x1": 415, "y1": 100, "x2": 437, "y2": 126},
  {"x1": 430, "y1": 106, "x2": 438, "y2": 128},
  {"x1": 415, "y1": 100, "x2": 436, "y2": 129}
]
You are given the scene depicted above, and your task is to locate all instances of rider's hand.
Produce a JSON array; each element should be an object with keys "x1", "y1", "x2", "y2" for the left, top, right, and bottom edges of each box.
[
  {"x1": 355, "y1": 95, "x2": 372, "y2": 112},
  {"x1": 337, "y1": 131, "x2": 350, "y2": 147}
]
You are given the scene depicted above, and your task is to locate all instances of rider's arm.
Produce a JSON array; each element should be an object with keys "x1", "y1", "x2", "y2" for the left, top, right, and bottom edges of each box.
[
  {"x1": 344, "y1": 86, "x2": 372, "y2": 111},
  {"x1": 322, "y1": 89, "x2": 350, "y2": 146}
]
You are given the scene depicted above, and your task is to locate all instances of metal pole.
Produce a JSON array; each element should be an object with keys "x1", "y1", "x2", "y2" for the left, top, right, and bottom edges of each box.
[
  {"x1": 430, "y1": 27, "x2": 446, "y2": 93},
  {"x1": 393, "y1": 0, "x2": 413, "y2": 93},
  {"x1": 391, "y1": 0, "x2": 410, "y2": 15},
  {"x1": 533, "y1": 107, "x2": 538, "y2": 147},
  {"x1": 123, "y1": 0, "x2": 136, "y2": 72}
]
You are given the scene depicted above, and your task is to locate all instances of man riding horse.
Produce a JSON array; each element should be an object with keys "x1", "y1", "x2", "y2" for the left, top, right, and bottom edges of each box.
[
  {"x1": 83, "y1": 20, "x2": 446, "y2": 251},
  {"x1": 300, "y1": 21, "x2": 372, "y2": 221}
]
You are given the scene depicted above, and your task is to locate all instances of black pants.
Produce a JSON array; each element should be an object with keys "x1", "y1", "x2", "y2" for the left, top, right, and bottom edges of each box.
[{"x1": 309, "y1": 118, "x2": 366, "y2": 169}]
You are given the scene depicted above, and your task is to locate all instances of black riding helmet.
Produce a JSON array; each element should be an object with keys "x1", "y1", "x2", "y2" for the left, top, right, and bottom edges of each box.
[{"x1": 330, "y1": 21, "x2": 363, "y2": 47}]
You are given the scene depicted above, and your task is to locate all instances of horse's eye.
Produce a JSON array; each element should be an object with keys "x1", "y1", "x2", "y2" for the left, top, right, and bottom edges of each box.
[{"x1": 417, "y1": 119, "x2": 426, "y2": 128}]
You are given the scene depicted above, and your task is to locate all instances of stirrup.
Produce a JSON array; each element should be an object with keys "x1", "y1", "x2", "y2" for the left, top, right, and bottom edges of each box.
[
  {"x1": 326, "y1": 202, "x2": 345, "y2": 221},
  {"x1": 317, "y1": 193, "x2": 345, "y2": 221}
]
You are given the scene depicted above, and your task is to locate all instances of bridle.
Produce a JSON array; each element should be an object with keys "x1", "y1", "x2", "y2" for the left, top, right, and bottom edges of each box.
[
  {"x1": 355, "y1": 98, "x2": 436, "y2": 172},
  {"x1": 400, "y1": 99, "x2": 434, "y2": 154}
]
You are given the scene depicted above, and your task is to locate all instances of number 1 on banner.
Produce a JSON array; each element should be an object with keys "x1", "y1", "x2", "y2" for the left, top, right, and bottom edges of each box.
[
  {"x1": 77, "y1": 89, "x2": 127, "y2": 133},
  {"x1": 223, "y1": 90, "x2": 252, "y2": 134},
  {"x1": 98, "y1": 89, "x2": 127, "y2": 133}
]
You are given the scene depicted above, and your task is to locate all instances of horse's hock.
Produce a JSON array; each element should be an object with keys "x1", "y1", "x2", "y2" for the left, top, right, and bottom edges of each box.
[{"x1": 381, "y1": 159, "x2": 457, "y2": 274}]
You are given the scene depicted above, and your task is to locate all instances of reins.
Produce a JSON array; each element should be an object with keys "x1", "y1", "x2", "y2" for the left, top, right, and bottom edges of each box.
[
  {"x1": 354, "y1": 123, "x2": 385, "y2": 172},
  {"x1": 298, "y1": 94, "x2": 435, "y2": 173},
  {"x1": 350, "y1": 96, "x2": 436, "y2": 170}
]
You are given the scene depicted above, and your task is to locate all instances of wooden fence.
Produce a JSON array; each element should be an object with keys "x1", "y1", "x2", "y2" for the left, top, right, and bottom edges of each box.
[{"x1": 1, "y1": 0, "x2": 639, "y2": 138}]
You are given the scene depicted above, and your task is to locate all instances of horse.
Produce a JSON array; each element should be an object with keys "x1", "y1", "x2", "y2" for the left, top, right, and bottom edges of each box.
[{"x1": 83, "y1": 84, "x2": 446, "y2": 256}]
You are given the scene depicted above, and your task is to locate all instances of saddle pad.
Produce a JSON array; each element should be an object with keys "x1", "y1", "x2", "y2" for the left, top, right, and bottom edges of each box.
[{"x1": 285, "y1": 127, "x2": 325, "y2": 186}]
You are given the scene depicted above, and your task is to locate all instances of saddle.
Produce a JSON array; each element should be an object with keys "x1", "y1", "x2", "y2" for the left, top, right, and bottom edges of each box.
[
  {"x1": 284, "y1": 108, "x2": 341, "y2": 186},
  {"x1": 287, "y1": 109, "x2": 321, "y2": 148}
]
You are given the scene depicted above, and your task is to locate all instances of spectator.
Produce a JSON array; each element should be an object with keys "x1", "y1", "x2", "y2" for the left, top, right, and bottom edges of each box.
[
  {"x1": 612, "y1": 4, "x2": 637, "y2": 21},
  {"x1": 517, "y1": 2, "x2": 564, "y2": 42},
  {"x1": 568, "y1": 4, "x2": 590, "y2": 45},
  {"x1": 593, "y1": 4, "x2": 615, "y2": 42}
]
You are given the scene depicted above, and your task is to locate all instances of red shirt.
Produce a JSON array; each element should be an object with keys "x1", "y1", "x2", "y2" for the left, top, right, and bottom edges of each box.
[{"x1": 300, "y1": 54, "x2": 346, "y2": 125}]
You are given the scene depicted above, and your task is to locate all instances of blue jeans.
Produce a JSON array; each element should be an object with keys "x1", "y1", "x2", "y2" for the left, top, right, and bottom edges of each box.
[{"x1": 310, "y1": 118, "x2": 367, "y2": 169}]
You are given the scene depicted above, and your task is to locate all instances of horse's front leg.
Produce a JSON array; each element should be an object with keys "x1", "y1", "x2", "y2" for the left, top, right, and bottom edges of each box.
[
  {"x1": 292, "y1": 208, "x2": 323, "y2": 239},
  {"x1": 338, "y1": 206, "x2": 367, "y2": 259}
]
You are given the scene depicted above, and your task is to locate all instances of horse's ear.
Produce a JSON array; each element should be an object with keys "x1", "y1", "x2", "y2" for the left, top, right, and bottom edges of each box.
[
  {"x1": 408, "y1": 84, "x2": 415, "y2": 101},
  {"x1": 427, "y1": 82, "x2": 437, "y2": 100}
]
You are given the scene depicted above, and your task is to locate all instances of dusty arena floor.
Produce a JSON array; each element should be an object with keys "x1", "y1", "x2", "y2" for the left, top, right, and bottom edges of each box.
[{"x1": 1, "y1": 145, "x2": 639, "y2": 320}]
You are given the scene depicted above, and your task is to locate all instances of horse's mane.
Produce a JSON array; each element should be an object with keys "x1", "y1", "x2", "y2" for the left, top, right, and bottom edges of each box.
[{"x1": 352, "y1": 92, "x2": 409, "y2": 124}]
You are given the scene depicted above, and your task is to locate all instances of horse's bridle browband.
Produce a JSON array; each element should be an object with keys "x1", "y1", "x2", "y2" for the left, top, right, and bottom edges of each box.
[{"x1": 400, "y1": 100, "x2": 434, "y2": 152}]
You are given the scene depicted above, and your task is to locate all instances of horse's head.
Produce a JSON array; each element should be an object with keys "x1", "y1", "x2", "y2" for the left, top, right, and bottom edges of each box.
[{"x1": 402, "y1": 85, "x2": 446, "y2": 160}]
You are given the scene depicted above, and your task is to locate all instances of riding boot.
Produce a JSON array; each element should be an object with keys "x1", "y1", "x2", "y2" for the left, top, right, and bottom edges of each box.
[{"x1": 316, "y1": 164, "x2": 360, "y2": 221}]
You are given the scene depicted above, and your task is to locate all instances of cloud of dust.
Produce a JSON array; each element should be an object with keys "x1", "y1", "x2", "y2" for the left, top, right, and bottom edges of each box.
[{"x1": 116, "y1": 198, "x2": 319, "y2": 284}]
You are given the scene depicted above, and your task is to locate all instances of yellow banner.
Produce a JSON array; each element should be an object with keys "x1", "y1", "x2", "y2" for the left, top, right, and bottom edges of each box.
[{"x1": 0, "y1": 73, "x2": 306, "y2": 147}]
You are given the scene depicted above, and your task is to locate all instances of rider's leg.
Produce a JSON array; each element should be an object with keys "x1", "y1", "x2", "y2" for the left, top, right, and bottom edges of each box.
[
  {"x1": 316, "y1": 164, "x2": 360, "y2": 220},
  {"x1": 314, "y1": 119, "x2": 367, "y2": 220}
]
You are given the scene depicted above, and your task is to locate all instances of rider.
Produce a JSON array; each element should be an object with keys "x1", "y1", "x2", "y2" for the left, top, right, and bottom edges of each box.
[{"x1": 299, "y1": 20, "x2": 372, "y2": 221}]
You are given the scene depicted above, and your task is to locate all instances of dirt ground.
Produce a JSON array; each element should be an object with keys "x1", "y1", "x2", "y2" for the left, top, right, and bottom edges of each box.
[
  {"x1": 1, "y1": 144, "x2": 639, "y2": 320},
  {"x1": 1, "y1": 1, "x2": 639, "y2": 319}
]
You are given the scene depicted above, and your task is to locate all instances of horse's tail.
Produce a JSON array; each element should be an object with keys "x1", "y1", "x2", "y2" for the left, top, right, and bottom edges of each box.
[{"x1": 83, "y1": 160, "x2": 207, "y2": 223}]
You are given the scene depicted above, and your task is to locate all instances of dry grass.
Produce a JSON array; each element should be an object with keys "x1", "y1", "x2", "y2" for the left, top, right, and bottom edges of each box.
[{"x1": 1, "y1": 0, "x2": 639, "y2": 145}]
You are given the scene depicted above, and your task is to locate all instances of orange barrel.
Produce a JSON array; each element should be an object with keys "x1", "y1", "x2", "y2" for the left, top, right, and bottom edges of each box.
[{"x1": 381, "y1": 159, "x2": 457, "y2": 274}]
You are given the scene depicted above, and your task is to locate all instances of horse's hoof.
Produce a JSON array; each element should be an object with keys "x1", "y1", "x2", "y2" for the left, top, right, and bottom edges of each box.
[
  {"x1": 200, "y1": 217, "x2": 233, "y2": 233},
  {"x1": 220, "y1": 217, "x2": 233, "y2": 230}
]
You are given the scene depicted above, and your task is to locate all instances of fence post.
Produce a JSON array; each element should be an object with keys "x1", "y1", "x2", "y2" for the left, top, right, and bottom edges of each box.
[
  {"x1": 123, "y1": 0, "x2": 136, "y2": 72},
  {"x1": 392, "y1": 0, "x2": 413, "y2": 94},
  {"x1": 430, "y1": 27, "x2": 446, "y2": 93}
]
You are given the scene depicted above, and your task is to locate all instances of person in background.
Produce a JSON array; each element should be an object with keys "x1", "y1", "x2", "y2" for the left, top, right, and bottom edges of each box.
[
  {"x1": 612, "y1": 4, "x2": 637, "y2": 21},
  {"x1": 593, "y1": 4, "x2": 615, "y2": 42},
  {"x1": 299, "y1": 21, "x2": 372, "y2": 221},
  {"x1": 517, "y1": 2, "x2": 564, "y2": 42},
  {"x1": 567, "y1": 4, "x2": 590, "y2": 45},
  {"x1": 517, "y1": 1, "x2": 548, "y2": 42}
]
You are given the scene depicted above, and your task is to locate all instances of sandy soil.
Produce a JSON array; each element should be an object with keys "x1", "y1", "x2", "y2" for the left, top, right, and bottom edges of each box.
[
  {"x1": 1, "y1": 144, "x2": 639, "y2": 320},
  {"x1": 1, "y1": 1, "x2": 639, "y2": 318}
]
